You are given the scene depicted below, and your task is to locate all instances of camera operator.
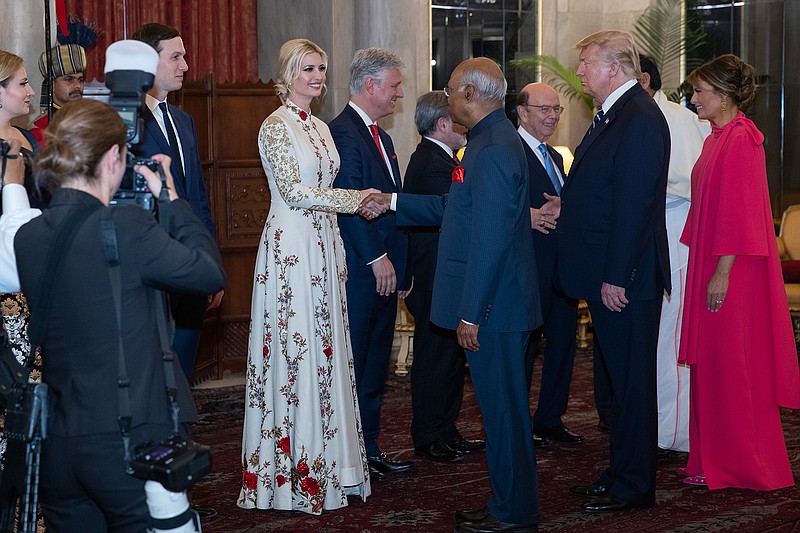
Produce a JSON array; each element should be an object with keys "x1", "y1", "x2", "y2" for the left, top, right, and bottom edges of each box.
[
  {"x1": 13, "y1": 99, "x2": 226, "y2": 532},
  {"x1": 1, "y1": 138, "x2": 39, "y2": 293}
]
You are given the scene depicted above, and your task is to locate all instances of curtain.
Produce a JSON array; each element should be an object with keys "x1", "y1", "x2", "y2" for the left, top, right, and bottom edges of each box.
[{"x1": 65, "y1": 0, "x2": 258, "y2": 84}]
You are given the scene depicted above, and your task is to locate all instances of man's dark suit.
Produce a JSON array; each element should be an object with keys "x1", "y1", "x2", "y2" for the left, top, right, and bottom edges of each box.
[
  {"x1": 402, "y1": 138, "x2": 466, "y2": 448},
  {"x1": 399, "y1": 108, "x2": 542, "y2": 525},
  {"x1": 330, "y1": 103, "x2": 409, "y2": 457},
  {"x1": 558, "y1": 82, "x2": 670, "y2": 505},
  {"x1": 521, "y1": 140, "x2": 579, "y2": 431},
  {"x1": 136, "y1": 103, "x2": 216, "y2": 379}
]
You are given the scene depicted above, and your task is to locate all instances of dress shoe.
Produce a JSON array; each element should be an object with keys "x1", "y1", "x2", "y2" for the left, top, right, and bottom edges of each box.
[
  {"x1": 415, "y1": 440, "x2": 463, "y2": 463},
  {"x1": 192, "y1": 506, "x2": 218, "y2": 521},
  {"x1": 455, "y1": 505, "x2": 489, "y2": 525},
  {"x1": 534, "y1": 425, "x2": 583, "y2": 444},
  {"x1": 656, "y1": 447, "x2": 682, "y2": 463},
  {"x1": 532, "y1": 433, "x2": 549, "y2": 448},
  {"x1": 367, "y1": 452, "x2": 412, "y2": 474},
  {"x1": 455, "y1": 512, "x2": 538, "y2": 533},
  {"x1": 368, "y1": 464, "x2": 386, "y2": 480},
  {"x1": 682, "y1": 474, "x2": 707, "y2": 486},
  {"x1": 597, "y1": 417, "x2": 611, "y2": 433},
  {"x1": 447, "y1": 436, "x2": 486, "y2": 454},
  {"x1": 581, "y1": 494, "x2": 634, "y2": 513},
  {"x1": 569, "y1": 482, "x2": 609, "y2": 498}
]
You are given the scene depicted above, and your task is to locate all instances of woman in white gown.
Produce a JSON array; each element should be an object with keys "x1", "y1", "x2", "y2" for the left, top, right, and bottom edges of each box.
[{"x1": 238, "y1": 39, "x2": 378, "y2": 514}]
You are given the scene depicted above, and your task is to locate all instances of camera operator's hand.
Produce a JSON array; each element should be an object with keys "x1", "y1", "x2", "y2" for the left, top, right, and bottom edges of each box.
[
  {"x1": 135, "y1": 154, "x2": 178, "y2": 201},
  {"x1": 1, "y1": 139, "x2": 25, "y2": 187}
]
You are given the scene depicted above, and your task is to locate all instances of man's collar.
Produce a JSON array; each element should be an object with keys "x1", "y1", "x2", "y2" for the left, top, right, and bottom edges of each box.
[
  {"x1": 601, "y1": 79, "x2": 638, "y2": 113},
  {"x1": 423, "y1": 136, "x2": 454, "y2": 158},
  {"x1": 348, "y1": 101, "x2": 374, "y2": 127},
  {"x1": 517, "y1": 126, "x2": 545, "y2": 149},
  {"x1": 145, "y1": 93, "x2": 168, "y2": 113}
]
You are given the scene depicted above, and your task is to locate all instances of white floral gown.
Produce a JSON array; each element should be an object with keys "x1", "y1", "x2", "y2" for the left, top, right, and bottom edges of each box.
[{"x1": 238, "y1": 101, "x2": 371, "y2": 514}]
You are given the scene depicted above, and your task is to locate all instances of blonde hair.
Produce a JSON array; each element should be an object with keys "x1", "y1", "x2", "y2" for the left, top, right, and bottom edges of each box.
[
  {"x1": 35, "y1": 99, "x2": 127, "y2": 190},
  {"x1": 576, "y1": 30, "x2": 641, "y2": 80},
  {"x1": 687, "y1": 54, "x2": 757, "y2": 109},
  {"x1": 275, "y1": 39, "x2": 328, "y2": 103},
  {"x1": 0, "y1": 50, "x2": 24, "y2": 88}
]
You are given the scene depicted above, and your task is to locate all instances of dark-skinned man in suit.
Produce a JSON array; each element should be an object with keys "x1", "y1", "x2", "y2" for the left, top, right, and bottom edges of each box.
[
  {"x1": 559, "y1": 30, "x2": 670, "y2": 514},
  {"x1": 516, "y1": 83, "x2": 583, "y2": 448},
  {"x1": 403, "y1": 91, "x2": 485, "y2": 464}
]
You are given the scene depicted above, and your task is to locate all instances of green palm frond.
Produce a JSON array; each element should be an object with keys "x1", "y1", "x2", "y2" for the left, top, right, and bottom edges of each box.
[{"x1": 510, "y1": 55, "x2": 594, "y2": 111}]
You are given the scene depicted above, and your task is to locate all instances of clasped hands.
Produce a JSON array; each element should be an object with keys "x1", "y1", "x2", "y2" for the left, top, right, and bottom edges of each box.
[
  {"x1": 356, "y1": 190, "x2": 392, "y2": 220},
  {"x1": 530, "y1": 193, "x2": 561, "y2": 234}
]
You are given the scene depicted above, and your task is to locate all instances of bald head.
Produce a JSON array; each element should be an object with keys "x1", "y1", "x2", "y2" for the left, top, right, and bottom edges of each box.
[
  {"x1": 446, "y1": 57, "x2": 507, "y2": 129},
  {"x1": 516, "y1": 83, "x2": 562, "y2": 143}
]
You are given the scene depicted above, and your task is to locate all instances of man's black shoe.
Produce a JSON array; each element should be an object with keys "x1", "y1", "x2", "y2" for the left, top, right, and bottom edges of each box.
[
  {"x1": 657, "y1": 447, "x2": 682, "y2": 463},
  {"x1": 582, "y1": 494, "x2": 637, "y2": 513},
  {"x1": 597, "y1": 417, "x2": 611, "y2": 433},
  {"x1": 455, "y1": 505, "x2": 489, "y2": 525},
  {"x1": 455, "y1": 512, "x2": 538, "y2": 532},
  {"x1": 192, "y1": 506, "x2": 218, "y2": 521},
  {"x1": 446, "y1": 436, "x2": 486, "y2": 454},
  {"x1": 415, "y1": 440, "x2": 463, "y2": 463},
  {"x1": 532, "y1": 433, "x2": 549, "y2": 448},
  {"x1": 367, "y1": 452, "x2": 412, "y2": 474},
  {"x1": 534, "y1": 425, "x2": 584, "y2": 444},
  {"x1": 569, "y1": 482, "x2": 609, "y2": 498}
]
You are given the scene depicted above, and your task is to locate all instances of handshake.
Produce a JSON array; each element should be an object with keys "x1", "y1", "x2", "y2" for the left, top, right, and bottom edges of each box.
[{"x1": 357, "y1": 189, "x2": 393, "y2": 220}]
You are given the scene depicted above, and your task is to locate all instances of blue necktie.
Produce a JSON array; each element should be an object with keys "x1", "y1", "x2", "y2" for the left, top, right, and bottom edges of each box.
[
  {"x1": 589, "y1": 109, "x2": 605, "y2": 135},
  {"x1": 537, "y1": 143, "x2": 561, "y2": 194}
]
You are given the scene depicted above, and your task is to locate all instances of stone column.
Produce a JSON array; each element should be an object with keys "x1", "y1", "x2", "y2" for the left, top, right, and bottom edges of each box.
[{"x1": 258, "y1": 0, "x2": 430, "y2": 177}]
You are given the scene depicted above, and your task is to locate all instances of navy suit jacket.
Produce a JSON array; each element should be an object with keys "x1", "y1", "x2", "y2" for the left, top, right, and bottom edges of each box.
[
  {"x1": 402, "y1": 138, "x2": 456, "y2": 292},
  {"x1": 135, "y1": 104, "x2": 215, "y2": 236},
  {"x1": 418, "y1": 108, "x2": 541, "y2": 332},
  {"x1": 558, "y1": 83, "x2": 670, "y2": 301},
  {"x1": 330, "y1": 104, "x2": 410, "y2": 291},
  {"x1": 523, "y1": 140, "x2": 565, "y2": 292}
]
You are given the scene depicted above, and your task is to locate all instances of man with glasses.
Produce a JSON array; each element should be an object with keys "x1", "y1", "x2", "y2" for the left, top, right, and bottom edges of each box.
[{"x1": 516, "y1": 83, "x2": 583, "y2": 449}]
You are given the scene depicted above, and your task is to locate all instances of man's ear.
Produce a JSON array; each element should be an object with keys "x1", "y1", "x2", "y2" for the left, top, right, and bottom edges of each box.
[
  {"x1": 463, "y1": 84, "x2": 474, "y2": 102},
  {"x1": 640, "y1": 72, "x2": 651, "y2": 90},
  {"x1": 364, "y1": 77, "x2": 376, "y2": 95},
  {"x1": 436, "y1": 116, "x2": 450, "y2": 133},
  {"x1": 608, "y1": 60, "x2": 621, "y2": 78}
]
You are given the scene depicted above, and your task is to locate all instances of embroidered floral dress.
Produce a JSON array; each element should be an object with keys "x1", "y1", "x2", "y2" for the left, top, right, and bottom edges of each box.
[{"x1": 238, "y1": 101, "x2": 371, "y2": 514}]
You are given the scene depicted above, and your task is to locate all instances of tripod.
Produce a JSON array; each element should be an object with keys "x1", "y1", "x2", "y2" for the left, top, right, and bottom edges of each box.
[{"x1": 0, "y1": 383, "x2": 49, "y2": 533}]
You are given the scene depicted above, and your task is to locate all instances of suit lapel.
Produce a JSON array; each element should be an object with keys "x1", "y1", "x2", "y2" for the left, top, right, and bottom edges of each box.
[
  {"x1": 522, "y1": 138, "x2": 560, "y2": 196},
  {"x1": 143, "y1": 105, "x2": 187, "y2": 198},
  {"x1": 380, "y1": 129, "x2": 402, "y2": 191}
]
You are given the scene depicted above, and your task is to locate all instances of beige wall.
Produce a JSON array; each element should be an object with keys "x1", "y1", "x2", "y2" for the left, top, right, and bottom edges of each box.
[{"x1": 258, "y1": 0, "x2": 430, "y2": 180}]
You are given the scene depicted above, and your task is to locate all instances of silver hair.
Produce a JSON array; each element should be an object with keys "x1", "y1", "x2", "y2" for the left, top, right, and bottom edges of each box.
[
  {"x1": 349, "y1": 47, "x2": 405, "y2": 95},
  {"x1": 414, "y1": 91, "x2": 450, "y2": 136},
  {"x1": 460, "y1": 64, "x2": 507, "y2": 103}
]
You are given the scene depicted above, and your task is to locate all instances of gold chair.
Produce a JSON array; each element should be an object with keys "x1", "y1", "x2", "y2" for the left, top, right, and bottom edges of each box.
[
  {"x1": 776, "y1": 205, "x2": 800, "y2": 340},
  {"x1": 394, "y1": 299, "x2": 414, "y2": 376}
]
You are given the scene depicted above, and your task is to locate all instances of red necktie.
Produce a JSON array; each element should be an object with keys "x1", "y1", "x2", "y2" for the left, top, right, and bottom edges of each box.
[{"x1": 369, "y1": 124, "x2": 388, "y2": 168}]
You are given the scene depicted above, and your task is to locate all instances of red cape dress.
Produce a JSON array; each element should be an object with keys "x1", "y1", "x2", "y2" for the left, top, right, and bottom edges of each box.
[{"x1": 678, "y1": 112, "x2": 800, "y2": 490}]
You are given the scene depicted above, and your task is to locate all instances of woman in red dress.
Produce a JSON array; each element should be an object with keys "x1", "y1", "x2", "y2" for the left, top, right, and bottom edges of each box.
[{"x1": 678, "y1": 54, "x2": 800, "y2": 490}]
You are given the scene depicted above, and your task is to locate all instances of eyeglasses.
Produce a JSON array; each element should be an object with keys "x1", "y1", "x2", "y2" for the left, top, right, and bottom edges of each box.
[
  {"x1": 524, "y1": 104, "x2": 565, "y2": 115},
  {"x1": 443, "y1": 84, "x2": 465, "y2": 97}
]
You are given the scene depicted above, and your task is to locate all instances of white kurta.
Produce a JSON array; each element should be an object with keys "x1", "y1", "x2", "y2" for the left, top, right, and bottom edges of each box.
[
  {"x1": 654, "y1": 90, "x2": 711, "y2": 451},
  {"x1": 238, "y1": 102, "x2": 371, "y2": 514}
]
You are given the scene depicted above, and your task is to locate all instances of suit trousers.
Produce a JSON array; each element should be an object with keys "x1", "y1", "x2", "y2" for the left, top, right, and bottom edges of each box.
[
  {"x1": 467, "y1": 330, "x2": 538, "y2": 525},
  {"x1": 525, "y1": 286, "x2": 579, "y2": 430},
  {"x1": 346, "y1": 287, "x2": 398, "y2": 457},
  {"x1": 405, "y1": 288, "x2": 467, "y2": 446},
  {"x1": 39, "y1": 423, "x2": 175, "y2": 533},
  {"x1": 588, "y1": 298, "x2": 661, "y2": 505}
]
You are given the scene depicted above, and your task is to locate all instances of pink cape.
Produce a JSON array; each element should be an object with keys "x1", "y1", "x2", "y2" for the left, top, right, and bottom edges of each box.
[{"x1": 678, "y1": 112, "x2": 800, "y2": 490}]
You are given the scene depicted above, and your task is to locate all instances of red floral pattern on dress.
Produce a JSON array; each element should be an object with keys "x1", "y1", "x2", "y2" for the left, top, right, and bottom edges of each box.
[{"x1": 243, "y1": 471, "x2": 258, "y2": 490}]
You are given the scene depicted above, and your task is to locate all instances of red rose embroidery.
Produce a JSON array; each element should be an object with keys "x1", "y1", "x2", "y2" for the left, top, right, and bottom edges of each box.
[
  {"x1": 278, "y1": 436, "x2": 291, "y2": 454},
  {"x1": 323, "y1": 346, "x2": 333, "y2": 358},
  {"x1": 297, "y1": 462, "x2": 309, "y2": 476},
  {"x1": 299, "y1": 110, "x2": 308, "y2": 121},
  {"x1": 301, "y1": 476, "x2": 320, "y2": 495},
  {"x1": 243, "y1": 471, "x2": 258, "y2": 490},
  {"x1": 263, "y1": 345, "x2": 269, "y2": 356},
  {"x1": 276, "y1": 474, "x2": 287, "y2": 487},
  {"x1": 452, "y1": 165, "x2": 465, "y2": 183}
]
